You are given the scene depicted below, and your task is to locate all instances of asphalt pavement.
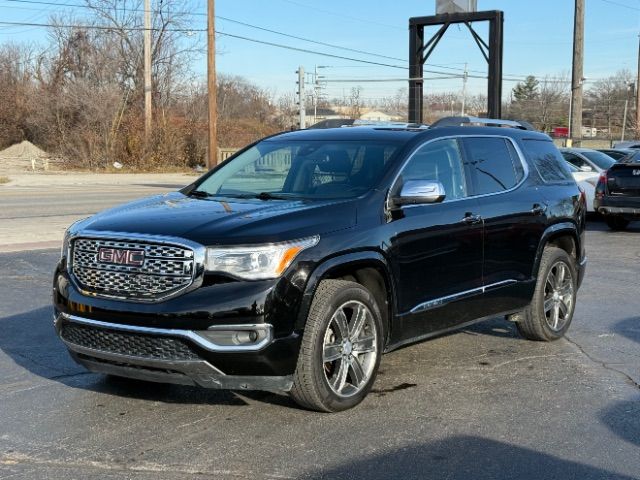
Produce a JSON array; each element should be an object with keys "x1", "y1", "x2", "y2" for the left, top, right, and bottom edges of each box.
[
  {"x1": 0, "y1": 193, "x2": 639, "y2": 478},
  {"x1": 0, "y1": 174, "x2": 192, "y2": 251}
]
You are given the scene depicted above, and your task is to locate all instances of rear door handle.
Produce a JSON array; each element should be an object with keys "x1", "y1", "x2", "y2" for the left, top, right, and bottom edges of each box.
[
  {"x1": 462, "y1": 213, "x2": 482, "y2": 225},
  {"x1": 531, "y1": 203, "x2": 547, "y2": 215}
]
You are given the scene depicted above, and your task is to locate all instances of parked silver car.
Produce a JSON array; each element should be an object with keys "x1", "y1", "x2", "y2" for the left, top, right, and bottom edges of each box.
[{"x1": 560, "y1": 148, "x2": 616, "y2": 174}]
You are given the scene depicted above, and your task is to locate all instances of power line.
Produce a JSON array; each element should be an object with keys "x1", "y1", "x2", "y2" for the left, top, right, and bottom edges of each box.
[
  {"x1": 0, "y1": 18, "x2": 410, "y2": 68},
  {"x1": 0, "y1": 0, "x2": 556, "y2": 79},
  {"x1": 0, "y1": 19, "x2": 203, "y2": 32},
  {"x1": 1, "y1": 0, "x2": 407, "y2": 62},
  {"x1": 599, "y1": 0, "x2": 640, "y2": 11}
]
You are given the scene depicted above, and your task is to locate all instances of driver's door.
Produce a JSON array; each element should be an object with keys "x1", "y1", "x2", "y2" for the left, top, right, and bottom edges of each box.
[{"x1": 386, "y1": 138, "x2": 484, "y2": 341}]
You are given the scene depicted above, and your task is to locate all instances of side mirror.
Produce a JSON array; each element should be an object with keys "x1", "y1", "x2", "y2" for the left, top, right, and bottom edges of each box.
[
  {"x1": 579, "y1": 165, "x2": 593, "y2": 172},
  {"x1": 393, "y1": 180, "x2": 446, "y2": 206}
]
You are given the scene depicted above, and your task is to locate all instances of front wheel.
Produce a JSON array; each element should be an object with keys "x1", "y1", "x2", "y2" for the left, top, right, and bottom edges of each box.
[
  {"x1": 516, "y1": 246, "x2": 577, "y2": 342},
  {"x1": 290, "y1": 280, "x2": 383, "y2": 412}
]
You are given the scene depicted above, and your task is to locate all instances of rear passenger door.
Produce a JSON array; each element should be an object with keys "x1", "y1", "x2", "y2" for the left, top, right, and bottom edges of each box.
[{"x1": 460, "y1": 136, "x2": 547, "y2": 315}]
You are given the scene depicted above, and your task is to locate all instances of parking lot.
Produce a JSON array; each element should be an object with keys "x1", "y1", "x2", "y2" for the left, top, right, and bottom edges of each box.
[{"x1": 0, "y1": 181, "x2": 639, "y2": 479}]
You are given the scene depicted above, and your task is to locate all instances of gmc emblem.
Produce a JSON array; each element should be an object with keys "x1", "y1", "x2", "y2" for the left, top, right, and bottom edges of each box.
[
  {"x1": 97, "y1": 247, "x2": 145, "y2": 267},
  {"x1": 633, "y1": 169, "x2": 640, "y2": 176}
]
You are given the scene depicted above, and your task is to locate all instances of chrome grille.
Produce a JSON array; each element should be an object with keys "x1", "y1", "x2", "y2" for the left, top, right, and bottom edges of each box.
[{"x1": 71, "y1": 237, "x2": 195, "y2": 300}]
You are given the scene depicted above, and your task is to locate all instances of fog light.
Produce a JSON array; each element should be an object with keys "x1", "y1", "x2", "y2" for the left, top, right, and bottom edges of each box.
[{"x1": 196, "y1": 327, "x2": 267, "y2": 347}]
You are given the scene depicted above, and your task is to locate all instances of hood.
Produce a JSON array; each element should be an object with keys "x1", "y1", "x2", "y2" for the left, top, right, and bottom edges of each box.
[{"x1": 79, "y1": 192, "x2": 358, "y2": 245}]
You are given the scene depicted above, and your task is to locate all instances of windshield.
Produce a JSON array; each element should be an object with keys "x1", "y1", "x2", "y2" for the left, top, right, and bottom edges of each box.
[
  {"x1": 193, "y1": 140, "x2": 400, "y2": 200},
  {"x1": 581, "y1": 150, "x2": 617, "y2": 169}
]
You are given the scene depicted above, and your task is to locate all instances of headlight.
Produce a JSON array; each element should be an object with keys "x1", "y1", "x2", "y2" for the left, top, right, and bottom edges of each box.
[{"x1": 205, "y1": 236, "x2": 319, "y2": 280}]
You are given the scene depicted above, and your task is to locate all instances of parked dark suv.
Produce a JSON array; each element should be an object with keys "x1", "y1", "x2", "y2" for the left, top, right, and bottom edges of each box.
[{"x1": 54, "y1": 117, "x2": 587, "y2": 412}]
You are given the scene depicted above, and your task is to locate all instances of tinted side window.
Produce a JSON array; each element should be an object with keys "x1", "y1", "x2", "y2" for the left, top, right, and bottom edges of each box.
[
  {"x1": 524, "y1": 140, "x2": 574, "y2": 182},
  {"x1": 398, "y1": 139, "x2": 468, "y2": 201},
  {"x1": 562, "y1": 152, "x2": 588, "y2": 170},
  {"x1": 462, "y1": 137, "x2": 520, "y2": 195}
]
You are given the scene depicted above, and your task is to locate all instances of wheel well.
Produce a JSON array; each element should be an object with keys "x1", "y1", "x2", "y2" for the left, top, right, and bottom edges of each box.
[
  {"x1": 547, "y1": 233, "x2": 577, "y2": 260},
  {"x1": 324, "y1": 265, "x2": 392, "y2": 344}
]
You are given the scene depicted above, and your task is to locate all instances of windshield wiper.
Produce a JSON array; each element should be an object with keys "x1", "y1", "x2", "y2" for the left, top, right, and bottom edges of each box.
[
  {"x1": 189, "y1": 190, "x2": 213, "y2": 198},
  {"x1": 253, "y1": 192, "x2": 290, "y2": 200}
]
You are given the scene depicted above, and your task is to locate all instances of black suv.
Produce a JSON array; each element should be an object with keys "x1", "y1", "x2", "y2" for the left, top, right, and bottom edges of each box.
[
  {"x1": 54, "y1": 117, "x2": 587, "y2": 412},
  {"x1": 594, "y1": 149, "x2": 640, "y2": 230}
]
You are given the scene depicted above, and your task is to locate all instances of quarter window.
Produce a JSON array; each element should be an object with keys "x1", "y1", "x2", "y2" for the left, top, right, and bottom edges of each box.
[
  {"x1": 524, "y1": 140, "x2": 574, "y2": 183},
  {"x1": 397, "y1": 139, "x2": 468, "y2": 201},
  {"x1": 461, "y1": 137, "x2": 522, "y2": 195}
]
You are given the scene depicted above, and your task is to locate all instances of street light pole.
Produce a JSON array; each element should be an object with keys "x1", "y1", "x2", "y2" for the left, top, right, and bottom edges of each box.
[{"x1": 207, "y1": 0, "x2": 217, "y2": 169}]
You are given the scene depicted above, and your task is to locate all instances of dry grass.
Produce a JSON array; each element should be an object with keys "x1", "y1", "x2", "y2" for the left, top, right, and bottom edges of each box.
[{"x1": 0, "y1": 176, "x2": 10, "y2": 185}]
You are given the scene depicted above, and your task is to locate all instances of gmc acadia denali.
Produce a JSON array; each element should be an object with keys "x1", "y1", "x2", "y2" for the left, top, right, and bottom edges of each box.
[{"x1": 54, "y1": 117, "x2": 587, "y2": 412}]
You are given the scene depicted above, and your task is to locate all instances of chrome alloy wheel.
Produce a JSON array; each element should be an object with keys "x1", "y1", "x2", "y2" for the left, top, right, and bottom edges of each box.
[
  {"x1": 543, "y1": 261, "x2": 575, "y2": 332},
  {"x1": 322, "y1": 300, "x2": 378, "y2": 397}
]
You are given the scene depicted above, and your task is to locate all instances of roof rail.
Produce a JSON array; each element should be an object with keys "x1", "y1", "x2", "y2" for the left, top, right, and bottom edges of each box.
[
  {"x1": 343, "y1": 120, "x2": 429, "y2": 129},
  {"x1": 430, "y1": 116, "x2": 536, "y2": 131}
]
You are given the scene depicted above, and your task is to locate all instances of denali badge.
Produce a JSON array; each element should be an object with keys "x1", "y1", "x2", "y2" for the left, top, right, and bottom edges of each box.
[{"x1": 97, "y1": 247, "x2": 145, "y2": 267}]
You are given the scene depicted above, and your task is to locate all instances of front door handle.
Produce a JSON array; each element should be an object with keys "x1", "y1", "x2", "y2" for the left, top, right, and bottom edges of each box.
[
  {"x1": 462, "y1": 213, "x2": 482, "y2": 225},
  {"x1": 531, "y1": 203, "x2": 547, "y2": 216}
]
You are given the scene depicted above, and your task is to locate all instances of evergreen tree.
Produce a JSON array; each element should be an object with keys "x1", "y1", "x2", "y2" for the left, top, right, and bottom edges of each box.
[{"x1": 513, "y1": 76, "x2": 540, "y2": 101}]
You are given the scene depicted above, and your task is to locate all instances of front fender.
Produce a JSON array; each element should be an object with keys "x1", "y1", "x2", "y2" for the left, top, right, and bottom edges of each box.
[{"x1": 294, "y1": 251, "x2": 396, "y2": 332}]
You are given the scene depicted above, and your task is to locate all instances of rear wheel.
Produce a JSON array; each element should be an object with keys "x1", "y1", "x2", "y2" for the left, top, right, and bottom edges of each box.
[
  {"x1": 606, "y1": 216, "x2": 629, "y2": 231},
  {"x1": 516, "y1": 246, "x2": 577, "y2": 342},
  {"x1": 290, "y1": 280, "x2": 383, "y2": 412}
]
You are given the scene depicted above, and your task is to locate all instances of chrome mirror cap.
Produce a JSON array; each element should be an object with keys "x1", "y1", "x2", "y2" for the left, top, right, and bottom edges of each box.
[{"x1": 394, "y1": 180, "x2": 446, "y2": 206}]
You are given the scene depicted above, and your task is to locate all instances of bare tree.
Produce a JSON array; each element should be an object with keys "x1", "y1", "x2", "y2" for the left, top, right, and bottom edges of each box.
[{"x1": 586, "y1": 70, "x2": 634, "y2": 139}]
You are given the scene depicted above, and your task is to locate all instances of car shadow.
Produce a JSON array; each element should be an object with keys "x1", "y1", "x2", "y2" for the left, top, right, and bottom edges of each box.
[
  {"x1": 586, "y1": 217, "x2": 640, "y2": 233},
  {"x1": 462, "y1": 317, "x2": 520, "y2": 339},
  {"x1": 300, "y1": 435, "x2": 638, "y2": 480},
  {"x1": 0, "y1": 305, "x2": 296, "y2": 408},
  {"x1": 599, "y1": 400, "x2": 640, "y2": 448},
  {"x1": 612, "y1": 316, "x2": 640, "y2": 345}
]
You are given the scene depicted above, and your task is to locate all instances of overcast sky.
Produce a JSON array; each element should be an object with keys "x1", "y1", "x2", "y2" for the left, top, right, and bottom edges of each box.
[{"x1": 1, "y1": 0, "x2": 639, "y2": 101}]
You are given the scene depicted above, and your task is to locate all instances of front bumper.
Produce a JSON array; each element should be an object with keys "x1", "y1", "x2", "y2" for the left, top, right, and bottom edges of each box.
[
  {"x1": 53, "y1": 255, "x2": 307, "y2": 381},
  {"x1": 56, "y1": 313, "x2": 294, "y2": 391}
]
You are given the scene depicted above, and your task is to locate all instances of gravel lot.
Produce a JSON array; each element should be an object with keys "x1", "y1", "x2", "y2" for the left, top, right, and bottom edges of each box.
[{"x1": 0, "y1": 178, "x2": 638, "y2": 479}]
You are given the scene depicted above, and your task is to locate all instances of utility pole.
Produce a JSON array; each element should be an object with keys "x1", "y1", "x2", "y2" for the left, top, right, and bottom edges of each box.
[
  {"x1": 636, "y1": 33, "x2": 640, "y2": 139},
  {"x1": 622, "y1": 82, "x2": 634, "y2": 142},
  {"x1": 313, "y1": 66, "x2": 318, "y2": 124},
  {"x1": 207, "y1": 0, "x2": 217, "y2": 169},
  {"x1": 296, "y1": 66, "x2": 306, "y2": 129},
  {"x1": 461, "y1": 62, "x2": 468, "y2": 116},
  {"x1": 144, "y1": 0, "x2": 152, "y2": 140},
  {"x1": 622, "y1": 97, "x2": 629, "y2": 142},
  {"x1": 570, "y1": 0, "x2": 584, "y2": 147}
]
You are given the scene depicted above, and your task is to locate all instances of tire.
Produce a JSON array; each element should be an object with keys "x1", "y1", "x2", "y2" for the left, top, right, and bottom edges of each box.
[
  {"x1": 516, "y1": 246, "x2": 577, "y2": 342},
  {"x1": 606, "y1": 216, "x2": 629, "y2": 231},
  {"x1": 290, "y1": 280, "x2": 383, "y2": 412}
]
